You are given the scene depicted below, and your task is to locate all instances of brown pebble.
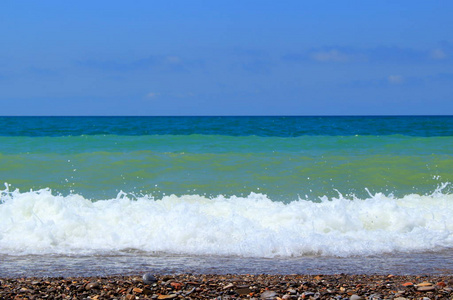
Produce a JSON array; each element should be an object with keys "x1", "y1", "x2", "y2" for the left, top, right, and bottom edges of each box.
[
  {"x1": 417, "y1": 282, "x2": 433, "y2": 287},
  {"x1": 157, "y1": 294, "x2": 177, "y2": 299},
  {"x1": 236, "y1": 287, "x2": 252, "y2": 295},
  {"x1": 170, "y1": 282, "x2": 183, "y2": 290},
  {"x1": 85, "y1": 282, "x2": 100, "y2": 290},
  {"x1": 437, "y1": 281, "x2": 446, "y2": 287},
  {"x1": 416, "y1": 285, "x2": 435, "y2": 292}
]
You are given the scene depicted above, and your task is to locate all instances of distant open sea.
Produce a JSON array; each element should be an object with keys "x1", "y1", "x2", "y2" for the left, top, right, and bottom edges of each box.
[{"x1": 2, "y1": 116, "x2": 453, "y2": 277}]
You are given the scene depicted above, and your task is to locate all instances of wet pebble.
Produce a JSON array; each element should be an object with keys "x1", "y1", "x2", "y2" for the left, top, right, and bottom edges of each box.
[
  {"x1": 261, "y1": 290, "x2": 278, "y2": 299},
  {"x1": 1, "y1": 274, "x2": 453, "y2": 299},
  {"x1": 85, "y1": 281, "x2": 100, "y2": 290},
  {"x1": 142, "y1": 273, "x2": 157, "y2": 284}
]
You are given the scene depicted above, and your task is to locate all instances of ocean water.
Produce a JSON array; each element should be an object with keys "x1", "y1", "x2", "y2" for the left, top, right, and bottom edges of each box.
[{"x1": 1, "y1": 116, "x2": 453, "y2": 277}]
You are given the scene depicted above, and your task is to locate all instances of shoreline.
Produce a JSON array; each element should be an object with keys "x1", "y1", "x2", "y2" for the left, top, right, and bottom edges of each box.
[
  {"x1": 2, "y1": 274, "x2": 453, "y2": 299},
  {"x1": 3, "y1": 251, "x2": 453, "y2": 278}
]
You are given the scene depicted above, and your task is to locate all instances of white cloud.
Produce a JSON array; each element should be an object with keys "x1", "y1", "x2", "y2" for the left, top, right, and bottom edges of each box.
[
  {"x1": 430, "y1": 49, "x2": 447, "y2": 60},
  {"x1": 310, "y1": 49, "x2": 350, "y2": 62},
  {"x1": 388, "y1": 75, "x2": 404, "y2": 84},
  {"x1": 146, "y1": 92, "x2": 160, "y2": 98},
  {"x1": 166, "y1": 56, "x2": 181, "y2": 64}
]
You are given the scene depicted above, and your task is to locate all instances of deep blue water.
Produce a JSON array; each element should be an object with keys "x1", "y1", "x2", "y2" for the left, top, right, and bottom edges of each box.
[{"x1": 1, "y1": 116, "x2": 453, "y2": 136}]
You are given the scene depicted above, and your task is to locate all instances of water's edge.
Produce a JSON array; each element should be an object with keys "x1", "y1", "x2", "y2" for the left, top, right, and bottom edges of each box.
[{"x1": 2, "y1": 250, "x2": 453, "y2": 278}]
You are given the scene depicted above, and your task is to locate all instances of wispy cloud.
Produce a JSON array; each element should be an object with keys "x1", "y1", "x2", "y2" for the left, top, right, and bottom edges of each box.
[
  {"x1": 78, "y1": 55, "x2": 203, "y2": 73},
  {"x1": 282, "y1": 46, "x2": 368, "y2": 63},
  {"x1": 388, "y1": 75, "x2": 404, "y2": 84},
  {"x1": 348, "y1": 72, "x2": 453, "y2": 88},
  {"x1": 238, "y1": 59, "x2": 273, "y2": 74},
  {"x1": 144, "y1": 91, "x2": 195, "y2": 99},
  {"x1": 146, "y1": 92, "x2": 160, "y2": 98},
  {"x1": 430, "y1": 49, "x2": 447, "y2": 60},
  {"x1": 283, "y1": 44, "x2": 452, "y2": 64},
  {"x1": 310, "y1": 49, "x2": 351, "y2": 62}
]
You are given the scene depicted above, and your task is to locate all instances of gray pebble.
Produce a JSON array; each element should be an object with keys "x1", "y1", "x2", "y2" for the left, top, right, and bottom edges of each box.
[
  {"x1": 260, "y1": 290, "x2": 278, "y2": 299},
  {"x1": 142, "y1": 273, "x2": 157, "y2": 284}
]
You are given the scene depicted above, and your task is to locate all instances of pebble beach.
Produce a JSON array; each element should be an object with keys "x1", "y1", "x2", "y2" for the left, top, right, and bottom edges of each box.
[{"x1": 2, "y1": 273, "x2": 453, "y2": 300}]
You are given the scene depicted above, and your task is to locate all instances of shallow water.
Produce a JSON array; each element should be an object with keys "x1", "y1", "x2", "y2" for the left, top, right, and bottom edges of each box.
[{"x1": 2, "y1": 250, "x2": 453, "y2": 278}]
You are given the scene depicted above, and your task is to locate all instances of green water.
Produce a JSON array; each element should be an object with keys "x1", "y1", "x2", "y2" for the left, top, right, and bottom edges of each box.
[{"x1": 1, "y1": 133, "x2": 452, "y2": 200}]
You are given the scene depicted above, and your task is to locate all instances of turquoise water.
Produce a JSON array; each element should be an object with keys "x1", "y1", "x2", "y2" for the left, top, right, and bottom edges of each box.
[
  {"x1": 1, "y1": 116, "x2": 453, "y2": 200},
  {"x1": 1, "y1": 116, "x2": 453, "y2": 276}
]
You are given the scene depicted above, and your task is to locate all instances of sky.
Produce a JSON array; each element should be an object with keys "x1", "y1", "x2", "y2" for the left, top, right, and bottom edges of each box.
[{"x1": 1, "y1": 1, "x2": 452, "y2": 116}]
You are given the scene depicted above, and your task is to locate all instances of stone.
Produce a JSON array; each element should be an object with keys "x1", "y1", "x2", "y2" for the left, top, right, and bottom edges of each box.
[
  {"x1": 416, "y1": 285, "x2": 435, "y2": 292},
  {"x1": 143, "y1": 273, "x2": 158, "y2": 285},
  {"x1": 85, "y1": 282, "x2": 100, "y2": 290},
  {"x1": 402, "y1": 282, "x2": 413, "y2": 287},
  {"x1": 236, "y1": 287, "x2": 252, "y2": 295},
  {"x1": 157, "y1": 294, "x2": 177, "y2": 299},
  {"x1": 417, "y1": 282, "x2": 433, "y2": 287},
  {"x1": 170, "y1": 282, "x2": 183, "y2": 290},
  {"x1": 261, "y1": 290, "x2": 278, "y2": 299},
  {"x1": 223, "y1": 283, "x2": 234, "y2": 289},
  {"x1": 349, "y1": 295, "x2": 362, "y2": 300}
]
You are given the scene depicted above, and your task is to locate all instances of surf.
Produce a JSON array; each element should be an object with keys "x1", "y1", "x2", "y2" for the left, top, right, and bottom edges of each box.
[{"x1": 2, "y1": 184, "x2": 453, "y2": 258}]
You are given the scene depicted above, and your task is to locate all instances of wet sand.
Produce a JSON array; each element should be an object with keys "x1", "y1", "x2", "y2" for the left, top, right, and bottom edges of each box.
[{"x1": 1, "y1": 274, "x2": 453, "y2": 299}]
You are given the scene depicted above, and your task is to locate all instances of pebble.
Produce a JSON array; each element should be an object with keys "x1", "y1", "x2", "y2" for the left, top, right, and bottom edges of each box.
[
  {"x1": 157, "y1": 294, "x2": 177, "y2": 299},
  {"x1": 223, "y1": 282, "x2": 234, "y2": 289},
  {"x1": 417, "y1": 285, "x2": 435, "y2": 291},
  {"x1": 85, "y1": 281, "x2": 100, "y2": 290},
  {"x1": 261, "y1": 290, "x2": 278, "y2": 299},
  {"x1": 142, "y1": 273, "x2": 157, "y2": 284},
  {"x1": 1, "y1": 274, "x2": 453, "y2": 299},
  {"x1": 417, "y1": 281, "x2": 434, "y2": 287}
]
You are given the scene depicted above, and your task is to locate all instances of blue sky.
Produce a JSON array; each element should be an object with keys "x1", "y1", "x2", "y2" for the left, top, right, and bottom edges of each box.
[{"x1": 1, "y1": 1, "x2": 452, "y2": 115}]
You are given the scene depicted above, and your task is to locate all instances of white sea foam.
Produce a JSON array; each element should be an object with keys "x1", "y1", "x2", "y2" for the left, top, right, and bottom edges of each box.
[{"x1": 1, "y1": 185, "x2": 453, "y2": 257}]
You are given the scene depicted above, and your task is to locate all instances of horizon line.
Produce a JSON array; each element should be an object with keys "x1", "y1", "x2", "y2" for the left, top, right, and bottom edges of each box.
[{"x1": 1, "y1": 114, "x2": 453, "y2": 117}]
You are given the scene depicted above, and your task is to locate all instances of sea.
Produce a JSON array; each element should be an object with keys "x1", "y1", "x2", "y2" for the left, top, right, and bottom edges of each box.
[{"x1": 1, "y1": 116, "x2": 453, "y2": 277}]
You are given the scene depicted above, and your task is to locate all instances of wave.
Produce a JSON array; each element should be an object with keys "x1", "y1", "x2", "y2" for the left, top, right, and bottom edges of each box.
[{"x1": 1, "y1": 184, "x2": 453, "y2": 257}]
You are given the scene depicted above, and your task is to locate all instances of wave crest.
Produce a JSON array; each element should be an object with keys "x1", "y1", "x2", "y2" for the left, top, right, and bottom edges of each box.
[{"x1": 1, "y1": 185, "x2": 453, "y2": 257}]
